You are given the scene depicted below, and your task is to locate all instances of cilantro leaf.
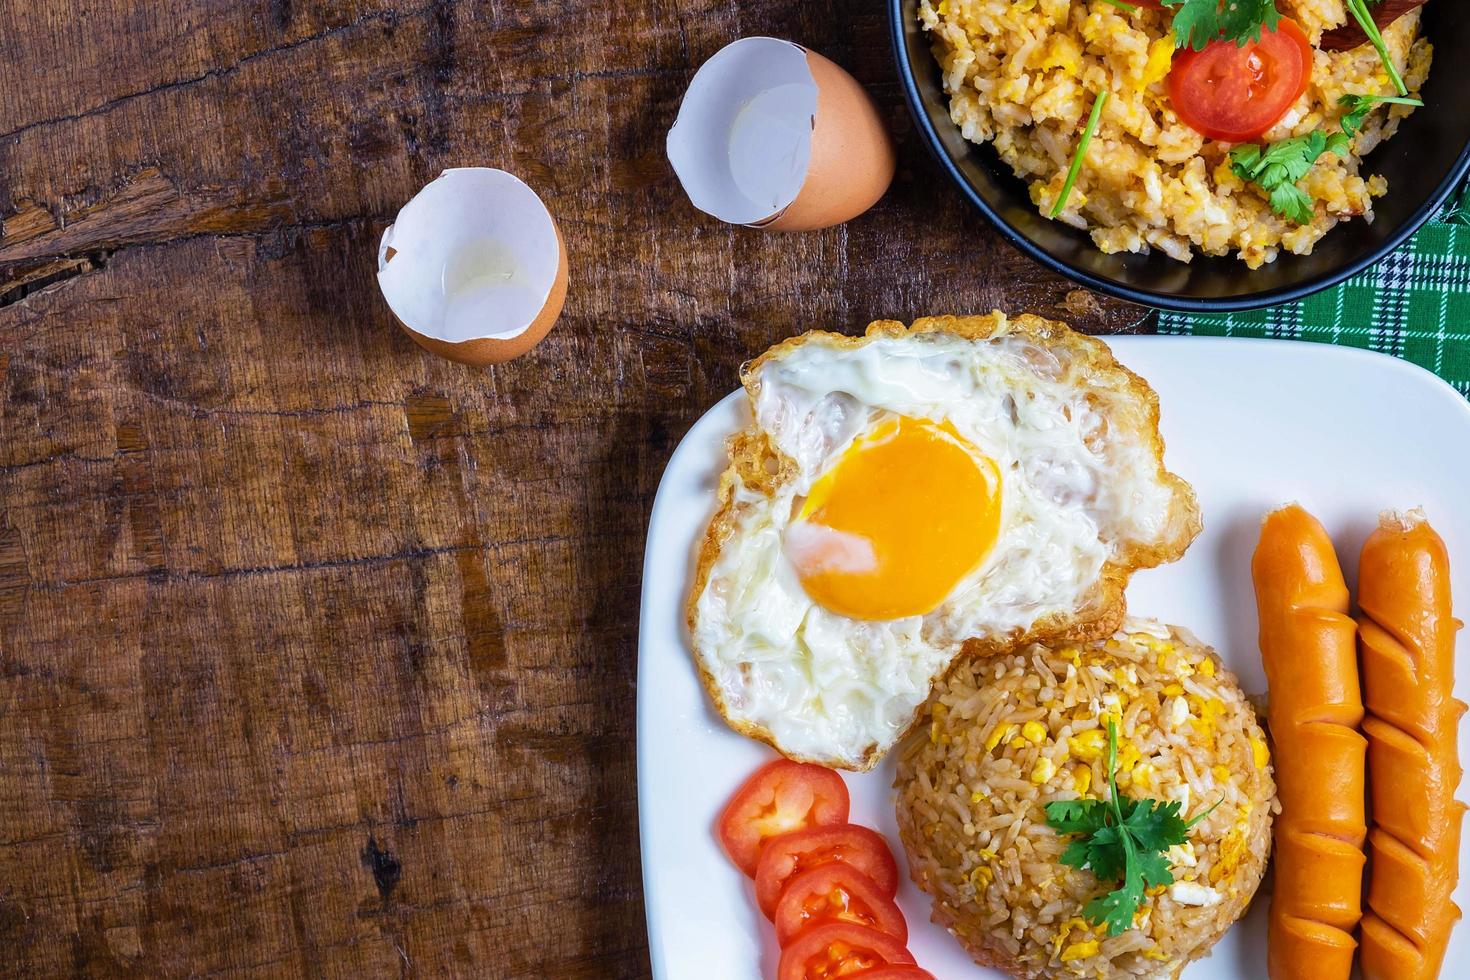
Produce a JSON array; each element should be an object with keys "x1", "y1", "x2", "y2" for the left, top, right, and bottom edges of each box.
[
  {"x1": 1134, "y1": 848, "x2": 1175, "y2": 890},
  {"x1": 1164, "y1": 0, "x2": 1282, "y2": 52},
  {"x1": 1229, "y1": 143, "x2": 1262, "y2": 174},
  {"x1": 1122, "y1": 798, "x2": 1190, "y2": 853},
  {"x1": 1339, "y1": 95, "x2": 1373, "y2": 136},
  {"x1": 1084, "y1": 875, "x2": 1144, "y2": 936},
  {"x1": 1045, "y1": 798, "x2": 1110, "y2": 834},
  {"x1": 1059, "y1": 837, "x2": 1094, "y2": 870},
  {"x1": 1266, "y1": 177, "x2": 1313, "y2": 223},
  {"x1": 1083, "y1": 825, "x2": 1129, "y2": 881},
  {"x1": 1115, "y1": 795, "x2": 1143, "y2": 821}
]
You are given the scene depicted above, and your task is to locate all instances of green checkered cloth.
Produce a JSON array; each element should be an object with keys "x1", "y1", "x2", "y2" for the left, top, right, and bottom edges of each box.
[{"x1": 1158, "y1": 185, "x2": 1470, "y2": 398}]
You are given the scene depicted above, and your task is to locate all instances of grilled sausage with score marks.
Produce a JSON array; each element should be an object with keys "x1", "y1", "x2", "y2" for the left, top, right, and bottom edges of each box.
[
  {"x1": 1252, "y1": 504, "x2": 1367, "y2": 980},
  {"x1": 1357, "y1": 510, "x2": 1466, "y2": 980}
]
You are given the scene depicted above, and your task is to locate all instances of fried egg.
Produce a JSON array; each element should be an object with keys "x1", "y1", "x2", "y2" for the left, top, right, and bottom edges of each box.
[{"x1": 687, "y1": 313, "x2": 1201, "y2": 770}]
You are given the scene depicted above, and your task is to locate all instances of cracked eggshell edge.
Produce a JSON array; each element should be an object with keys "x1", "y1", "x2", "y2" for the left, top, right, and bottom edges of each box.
[
  {"x1": 376, "y1": 168, "x2": 569, "y2": 367},
  {"x1": 666, "y1": 38, "x2": 896, "y2": 231},
  {"x1": 763, "y1": 49, "x2": 897, "y2": 232}
]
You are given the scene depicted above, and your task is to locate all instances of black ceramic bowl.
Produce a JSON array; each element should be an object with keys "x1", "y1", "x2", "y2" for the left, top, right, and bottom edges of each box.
[{"x1": 890, "y1": 1, "x2": 1470, "y2": 311}]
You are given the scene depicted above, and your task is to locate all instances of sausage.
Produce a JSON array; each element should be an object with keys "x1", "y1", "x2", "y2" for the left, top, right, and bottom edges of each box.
[
  {"x1": 1356, "y1": 510, "x2": 1466, "y2": 980},
  {"x1": 1319, "y1": 0, "x2": 1428, "y2": 52},
  {"x1": 1252, "y1": 504, "x2": 1367, "y2": 980}
]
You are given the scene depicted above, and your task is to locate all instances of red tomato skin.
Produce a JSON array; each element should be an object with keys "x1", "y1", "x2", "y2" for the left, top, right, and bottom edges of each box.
[
  {"x1": 754, "y1": 823, "x2": 899, "y2": 918},
  {"x1": 773, "y1": 863, "x2": 909, "y2": 945},
  {"x1": 717, "y1": 760, "x2": 850, "y2": 876},
  {"x1": 847, "y1": 969, "x2": 937, "y2": 980},
  {"x1": 1168, "y1": 18, "x2": 1313, "y2": 142},
  {"x1": 776, "y1": 922, "x2": 915, "y2": 980}
]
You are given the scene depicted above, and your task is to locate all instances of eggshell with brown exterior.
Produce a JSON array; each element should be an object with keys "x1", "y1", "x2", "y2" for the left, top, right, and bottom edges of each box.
[
  {"x1": 389, "y1": 224, "x2": 568, "y2": 367},
  {"x1": 376, "y1": 167, "x2": 568, "y2": 368},
  {"x1": 666, "y1": 37, "x2": 895, "y2": 231},
  {"x1": 760, "y1": 50, "x2": 896, "y2": 231}
]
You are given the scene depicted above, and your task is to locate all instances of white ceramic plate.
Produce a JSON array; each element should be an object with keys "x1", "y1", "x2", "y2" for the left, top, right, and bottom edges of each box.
[{"x1": 637, "y1": 337, "x2": 1470, "y2": 980}]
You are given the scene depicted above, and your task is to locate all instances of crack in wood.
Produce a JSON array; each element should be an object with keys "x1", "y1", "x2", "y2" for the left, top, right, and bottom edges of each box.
[
  {"x1": 0, "y1": 252, "x2": 110, "y2": 308},
  {"x1": 1, "y1": 209, "x2": 395, "y2": 276},
  {"x1": 0, "y1": 452, "x2": 116, "y2": 475},
  {"x1": 0, "y1": 5, "x2": 434, "y2": 145},
  {"x1": 41, "y1": 544, "x2": 481, "y2": 589}
]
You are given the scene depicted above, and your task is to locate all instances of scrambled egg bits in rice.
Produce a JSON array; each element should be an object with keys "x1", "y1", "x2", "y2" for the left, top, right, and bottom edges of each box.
[
  {"x1": 896, "y1": 621, "x2": 1277, "y2": 978},
  {"x1": 918, "y1": 0, "x2": 1431, "y2": 266}
]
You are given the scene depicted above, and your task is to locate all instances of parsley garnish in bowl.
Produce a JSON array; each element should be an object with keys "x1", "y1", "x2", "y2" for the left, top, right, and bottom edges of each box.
[
  {"x1": 1229, "y1": 93, "x2": 1423, "y2": 225},
  {"x1": 1044, "y1": 718, "x2": 1219, "y2": 936},
  {"x1": 1228, "y1": 131, "x2": 1350, "y2": 225},
  {"x1": 1097, "y1": 0, "x2": 1285, "y2": 51},
  {"x1": 1164, "y1": 0, "x2": 1282, "y2": 51}
]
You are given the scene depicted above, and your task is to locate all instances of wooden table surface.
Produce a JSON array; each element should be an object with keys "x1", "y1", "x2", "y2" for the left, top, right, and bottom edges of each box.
[{"x1": 0, "y1": 2, "x2": 1152, "y2": 977}]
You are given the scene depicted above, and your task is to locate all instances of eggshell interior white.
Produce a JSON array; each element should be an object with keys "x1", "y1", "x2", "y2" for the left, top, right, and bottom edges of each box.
[
  {"x1": 666, "y1": 37, "x2": 818, "y2": 225},
  {"x1": 377, "y1": 168, "x2": 561, "y2": 344}
]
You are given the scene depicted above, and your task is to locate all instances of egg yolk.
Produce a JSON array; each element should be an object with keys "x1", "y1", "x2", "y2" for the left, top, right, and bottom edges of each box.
[{"x1": 788, "y1": 416, "x2": 1001, "y2": 620}]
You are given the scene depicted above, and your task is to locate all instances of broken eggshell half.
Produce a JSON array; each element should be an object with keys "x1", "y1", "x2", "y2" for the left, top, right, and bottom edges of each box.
[
  {"x1": 377, "y1": 168, "x2": 568, "y2": 366},
  {"x1": 667, "y1": 36, "x2": 896, "y2": 231}
]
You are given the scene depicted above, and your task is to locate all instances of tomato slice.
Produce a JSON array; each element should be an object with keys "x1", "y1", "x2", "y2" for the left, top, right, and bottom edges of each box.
[
  {"x1": 717, "y1": 760, "x2": 850, "y2": 876},
  {"x1": 776, "y1": 922, "x2": 915, "y2": 980},
  {"x1": 847, "y1": 969, "x2": 936, "y2": 980},
  {"x1": 1167, "y1": 18, "x2": 1312, "y2": 142},
  {"x1": 774, "y1": 863, "x2": 908, "y2": 945},
  {"x1": 754, "y1": 824, "x2": 898, "y2": 918}
]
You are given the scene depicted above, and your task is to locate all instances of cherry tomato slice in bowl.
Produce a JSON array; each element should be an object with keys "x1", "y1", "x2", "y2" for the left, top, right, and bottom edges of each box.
[
  {"x1": 847, "y1": 969, "x2": 936, "y2": 980},
  {"x1": 777, "y1": 922, "x2": 915, "y2": 980},
  {"x1": 773, "y1": 863, "x2": 908, "y2": 945},
  {"x1": 717, "y1": 760, "x2": 850, "y2": 876},
  {"x1": 755, "y1": 823, "x2": 898, "y2": 918},
  {"x1": 1168, "y1": 17, "x2": 1312, "y2": 142}
]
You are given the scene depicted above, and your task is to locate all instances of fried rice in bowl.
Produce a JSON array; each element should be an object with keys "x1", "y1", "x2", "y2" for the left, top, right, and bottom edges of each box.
[{"x1": 915, "y1": 0, "x2": 1431, "y2": 268}]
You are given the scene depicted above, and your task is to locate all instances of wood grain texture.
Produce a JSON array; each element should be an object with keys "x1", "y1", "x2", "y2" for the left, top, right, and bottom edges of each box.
[{"x1": 0, "y1": 1, "x2": 1152, "y2": 977}]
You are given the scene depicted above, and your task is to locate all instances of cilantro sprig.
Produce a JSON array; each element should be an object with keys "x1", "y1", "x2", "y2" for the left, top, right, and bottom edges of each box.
[
  {"x1": 1344, "y1": 0, "x2": 1409, "y2": 96},
  {"x1": 1164, "y1": 0, "x2": 1282, "y2": 52},
  {"x1": 1229, "y1": 92, "x2": 1422, "y2": 225},
  {"x1": 1338, "y1": 92, "x2": 1422, "y2": 135},
  {"x1": 1050, "y1": 90, "x2": 1109, "y2": 218},
  {"x1": 1229, "y1": 130, "x2": 1349, "y2": 225},
  {"x1": 1044, "y1": 718, "x2": 1219, "y2": 936},
  {"x1": 1093, "y1": 0, "x2": 1283, "y2": 53}
]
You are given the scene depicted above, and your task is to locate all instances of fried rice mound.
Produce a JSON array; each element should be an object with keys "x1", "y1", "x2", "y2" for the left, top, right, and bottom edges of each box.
[{"x1": 896, "y1": 621, "x2": 1278, "y2": 978}]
